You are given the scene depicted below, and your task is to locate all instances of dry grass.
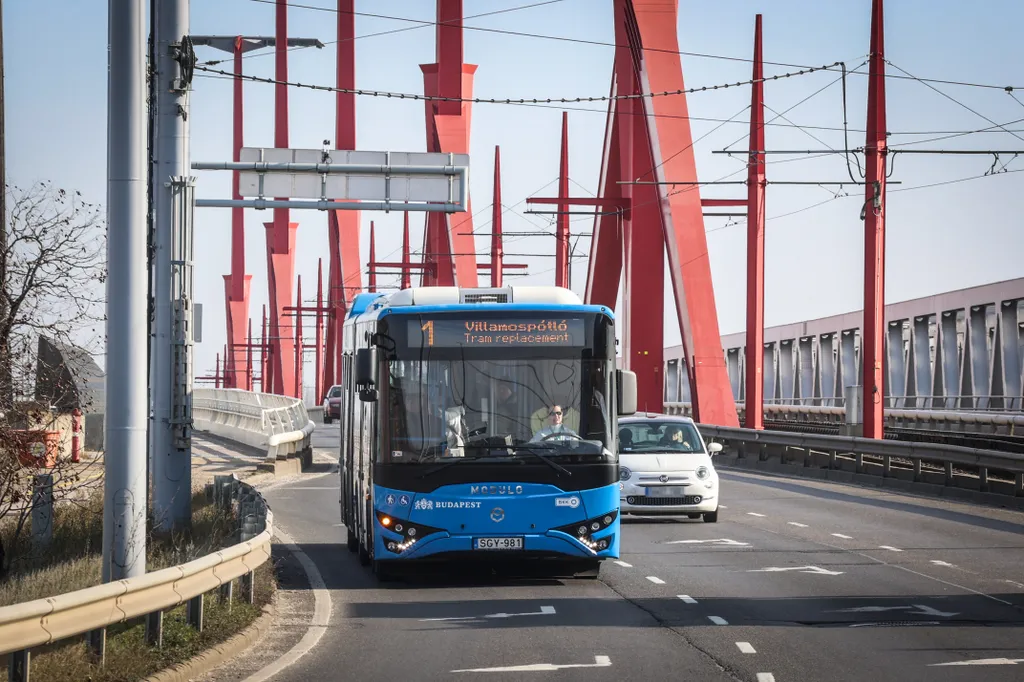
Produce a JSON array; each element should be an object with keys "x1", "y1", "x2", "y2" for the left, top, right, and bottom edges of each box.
[{"x1": 0, "y1": 486, "x2": 279, "y2": 681}]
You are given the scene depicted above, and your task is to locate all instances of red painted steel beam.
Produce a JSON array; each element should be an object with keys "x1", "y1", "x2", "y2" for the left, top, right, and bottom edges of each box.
[
  {"x1": 862, "y1": 0, "x2": 887, "y2": 439},
  {"x1": 556, "y1": 112, "x2": 570, "y2": 288},
  {"x1": 744, "y1": 14, "x2": 767, "y2": 430},
  {"x1": 265, "y1": 0, "x2": 298, "y2": 397},
  {"x1": 492, "y1": 146, "x2": 503, "y2": 287},
  {"x1": 527, "y1": 197, "x2": 626, "y2": 207},
  {"x1": 315, "y1": 259, "x2": 324, "y2": 402},
  {"x1": 247, "y1": 318, "x2": 254, "y2": 391},
  {"x1": 368, "y1": 221, "x2": 377, "y2": 293},
  {"x1": 260, "y1": 305, "x2": 268, "y2": 393},
  {"x1": 401, "y1": 214, "x2": 412, "y2": 289},
  {"x1": 420, "y1": 0, "x2": 478, "y2": 288},
  {"x1": 325, "y1": 0, "x2": 362, "y2": 392},
  {"x1": 294, "y1": 275, "x2": 303, "y2": 398},
  {"x1": 223, "y1": 36, "x2": 253, "y2": 391},
  {"x1": 702, "y1": 198, "x2": 746, "y2": 207}
]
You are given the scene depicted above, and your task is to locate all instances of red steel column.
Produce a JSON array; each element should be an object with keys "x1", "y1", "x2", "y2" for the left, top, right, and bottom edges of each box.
[
  {"x1": 223, "y1": 36, "x2": 252, "y2": 390},
  {"x1": 260, "y1": 305, "x2": 268, "y2": 393},
  {"x1": 744, "y1": 15, "x2": 766, "y2": 430},
  {"x1": 215, "y1": 352, "x2": 221, "y2": 388},
  {"x1": 315, "y1": 258, "x2": 324, "y2": 402},
  {"x1": 556, "y1": 112, "x2": 570, "y2": 288},
  {"x1": 420, "y1": 0, "x2": 478, "y2": 287},
  {"x1": 368, "y1": 222, "x2": 377, "y2": 293},
  {"x1": 491, "y1": 146, "x2": 504, "y2": 288},
  {"x1": 325, "y1": 0, "x2": 362, "y2": 389},
  {"x1": 265, "y1": 0, "x2": 298, "y2": 396},
  {"x1": 862, "y1": 0, "x2": 887, "y2": 439},
  {"x1": 401, "y1": 214, "x2": 412, "y2": 289},
  {"x1": 247, "y1": 318, "x2": 254, "y2": 392},
  {"x1": 295, "y1": 275, "x2": 303, "y2": 399}
]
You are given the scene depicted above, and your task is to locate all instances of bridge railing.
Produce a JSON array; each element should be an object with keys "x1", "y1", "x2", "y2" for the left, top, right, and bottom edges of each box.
[
  {"x1": 665, "y1": 402, "x2": 1024, "y2": 435},
  {"x1": 695, "y1": 423, "x2": 1024, "y2": 503},
  {"x1": 0, "y1": 474, "x2": 272, "y2": 680},
  {"x1": 193, "y1": 387, "x2": 315, "y2": 461}
]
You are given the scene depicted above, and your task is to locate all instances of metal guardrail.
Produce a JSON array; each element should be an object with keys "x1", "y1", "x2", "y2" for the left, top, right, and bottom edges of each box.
[
  {"x1": 193, "y1": 387, "x2": 315, "y2": 461},
  {"x1": 0, "y1": 475, "x2": 272, "y2": 680},
  {"x1": 695, "y1": 423, "x2": 1024, "y2": 499},
  {"x1": 665, "y1": 402, "x2": 1024, "y2": 435}
]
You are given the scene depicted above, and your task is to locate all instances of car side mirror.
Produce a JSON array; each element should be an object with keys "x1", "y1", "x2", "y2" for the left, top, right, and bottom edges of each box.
[
  {"x1": 616, "y1": 369, "x2": 637, "y2": 416},
  {"x1": 707, "y1": 441, "x2": 723, "y2": 455}
]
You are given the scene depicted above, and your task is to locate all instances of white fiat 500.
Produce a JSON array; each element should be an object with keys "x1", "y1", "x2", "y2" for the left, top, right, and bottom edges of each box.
[{"x1": 617, "y1": 414, "x2": 722, "y2": 522}]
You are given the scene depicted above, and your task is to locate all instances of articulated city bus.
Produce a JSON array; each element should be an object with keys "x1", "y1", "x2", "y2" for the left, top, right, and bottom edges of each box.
[{"x1": 338, "y1": 285, "x2": 636, "y2": 580}]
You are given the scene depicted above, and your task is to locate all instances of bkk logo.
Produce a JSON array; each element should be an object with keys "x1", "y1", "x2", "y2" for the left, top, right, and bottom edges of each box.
[
  {"x1": 555, "y1": 496, "x2": 580, "y2": 508},
  {"x1": 470, "y1": 485, "x2": 525, "y2": 495}
]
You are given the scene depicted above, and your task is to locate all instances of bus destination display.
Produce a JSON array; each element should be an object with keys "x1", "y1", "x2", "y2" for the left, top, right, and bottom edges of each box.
[{"x1": 408, "y1": 318, "x2": 585, "y2": 347}]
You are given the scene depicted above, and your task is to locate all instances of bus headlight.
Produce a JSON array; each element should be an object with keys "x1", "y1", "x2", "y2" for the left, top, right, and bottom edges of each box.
[
  {"x1": 696, "y1": 466, "x2": 710, "y2": 480},
  {"x1": 375, "y1": 510, "x2": 443, "y2": 553},
  {"x1": 619, "y1": 466, "x2": 632, "y2": 481},
  {"x1": 554, "y1": 511, "x2": 618, "y2": 552}
]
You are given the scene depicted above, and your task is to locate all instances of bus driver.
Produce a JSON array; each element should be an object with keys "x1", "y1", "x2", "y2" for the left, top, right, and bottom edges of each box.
[{"x1": 530, "y1": 404, "x2": 579, "y2": 442}]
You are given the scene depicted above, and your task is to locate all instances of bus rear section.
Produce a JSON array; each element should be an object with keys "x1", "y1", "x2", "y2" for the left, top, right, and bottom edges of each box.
[{"x1": 339, "y1": 286, "x2": 638, "y2": 581}]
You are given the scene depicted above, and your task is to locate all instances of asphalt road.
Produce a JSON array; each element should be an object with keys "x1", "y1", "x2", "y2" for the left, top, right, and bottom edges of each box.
[{"x1": 243, "y1": 424, "x2": 1024, "y2": 681}]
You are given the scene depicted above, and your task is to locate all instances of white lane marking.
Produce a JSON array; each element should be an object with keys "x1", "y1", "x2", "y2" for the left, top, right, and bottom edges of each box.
[
  {"x1": 719, "y1": 505, "x2": 727, "y2": 508},
  {"x1": 646, "y1": 576, "x2": 666, "y2": 584},
  {"x1": 747, "y1": 512, "x2": 766, "y2": 517},
  {"x1": 931, "y1": 560, "x2": 955, "y2": 567},
  {"x1": 788, "y1": 522, "x2": 808, "y2": 528},
  {"x1": 452, "y1": 655, "x2": 612, "y2": 673},
  {"x1": 749, "y1": 565, "x2": 844, "y2": 576},
  {"x1": 832, "y1": 604, "x2": 958, "y2": 617},
  {"x1": 831, "y1": 533, "x2": 853, "y2": 539},
  {"x1": 422, "y1": 606, "x2": 556, "y2": 622},
  {"x1": 930, "y1": 658, "x2": 1024, "y2": 666},
  {"x1": 879, "y1": 545, "x2": 903, "y2": 552},
  {"x1": 678, "y1": 595, "x2": 698, "y2": 604},
  {"x1": 757, "y1": 674, "x2": 777, "y2": 682},
  {"x1": 736, "y1": 642, "x2": 756, "y2": 654},
  {"x1": 614, "y1": 560, "x2": 633, "y2": 567},
  {"x1": 243, "y1": 527, "x2": 332, "y2": 682},
  {"x1": 708, "y1": 616, "x2": 728, "y2": 625},
  {"x1": 665, "y1": 538, "x2": 749, "y2": 546},
  {"x1": 1005, "y1": 580, "x2": 1024, "y2": 588}
]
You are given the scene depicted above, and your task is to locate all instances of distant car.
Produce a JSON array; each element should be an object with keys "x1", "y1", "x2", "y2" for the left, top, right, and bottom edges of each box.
[
  {"x1": 617, "y1": 414, "x2": 722, "y2": 522},
  {"x1": 322, "y1": 384, "x2": 342, "y2": 424}
]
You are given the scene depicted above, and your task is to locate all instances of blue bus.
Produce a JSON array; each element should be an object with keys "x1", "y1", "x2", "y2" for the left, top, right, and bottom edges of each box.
[{"x1": 338, "y1": 285, "x2": 637, "y2": 580}]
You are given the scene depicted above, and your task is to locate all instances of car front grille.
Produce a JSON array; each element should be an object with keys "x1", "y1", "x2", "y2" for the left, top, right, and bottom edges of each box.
[{"x1": 626, "y1": 495, "x2": 703, "y2": 506}]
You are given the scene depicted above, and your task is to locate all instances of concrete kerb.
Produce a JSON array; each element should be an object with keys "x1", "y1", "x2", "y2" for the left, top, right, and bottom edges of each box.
[
  {"x1": 144, "y1": 598, "x2": 277, "y2": 682},
  {"x1": 716, "y1": 452, "x2": 1024, "y2": 512}
]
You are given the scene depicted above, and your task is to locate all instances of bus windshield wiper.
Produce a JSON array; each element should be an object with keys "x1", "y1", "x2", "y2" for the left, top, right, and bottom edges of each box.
[
  {"x1": 512, "y1": 447, "x2": 572, "y2": 477},
  {"x1": 417, "y1": 455, "x2": 509, "y2": 479}
]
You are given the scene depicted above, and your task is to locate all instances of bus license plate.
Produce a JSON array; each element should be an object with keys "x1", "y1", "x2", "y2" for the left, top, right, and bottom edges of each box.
[{"x1": 474, "y1": 537, "x2": 524, "y2": 550}]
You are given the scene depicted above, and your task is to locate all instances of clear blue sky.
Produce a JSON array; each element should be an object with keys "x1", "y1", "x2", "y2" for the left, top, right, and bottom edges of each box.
[{"x1": 6, "y1": 1, "x2": 1024, "y2": 391}]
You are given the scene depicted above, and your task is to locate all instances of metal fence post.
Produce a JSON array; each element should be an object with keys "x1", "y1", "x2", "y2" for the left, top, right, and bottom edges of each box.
[
  {"x1": 241, "y1": 570, "x2": 255, "y2": 604},
  {"x1": 187, "y1": 594, "x2": 204, "y2": 632},
  {"x1": 145, "y1": 610, "x2": 164, "y2": 648},
  {"x1": 87, "y1": 628, "x2": 106, "y2": 666},
  {"x1": 8, "y1": 650, "x2": 30, "y2": 682}
]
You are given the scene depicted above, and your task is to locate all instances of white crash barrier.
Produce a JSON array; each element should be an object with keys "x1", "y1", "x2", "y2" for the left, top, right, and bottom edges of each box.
[{"x1": 193, "y1": 388, "x2": 315, "y2": 462}]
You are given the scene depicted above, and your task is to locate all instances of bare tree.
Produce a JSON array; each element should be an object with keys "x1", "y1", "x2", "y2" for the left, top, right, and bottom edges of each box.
[{"x1": 0, "y1": 181, "x2": 106, "y2": 578}]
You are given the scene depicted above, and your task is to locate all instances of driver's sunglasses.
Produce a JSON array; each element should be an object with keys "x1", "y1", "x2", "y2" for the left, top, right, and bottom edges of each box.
[{"x1": 550, "y1": 410, "x2": 562, "y2": 416}]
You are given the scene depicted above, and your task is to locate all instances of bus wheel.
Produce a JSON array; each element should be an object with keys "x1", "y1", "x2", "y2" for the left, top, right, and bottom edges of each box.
[
  {"x1": 346, "y1": 526, "x2": 358, "y2": 552},
  {"x1": 358, "y1": 538, "x2": 371, "y2": 566}
]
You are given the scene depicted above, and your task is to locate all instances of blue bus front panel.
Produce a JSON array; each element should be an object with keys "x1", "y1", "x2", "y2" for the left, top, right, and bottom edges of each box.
[{"x1": 371, "y1": 482, "x2": 620, "y2": 560}]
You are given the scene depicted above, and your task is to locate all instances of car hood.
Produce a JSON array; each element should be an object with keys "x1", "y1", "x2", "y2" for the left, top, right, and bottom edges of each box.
[{"x1": 619, "y1": 451, "x2": 714, "y2": 472}]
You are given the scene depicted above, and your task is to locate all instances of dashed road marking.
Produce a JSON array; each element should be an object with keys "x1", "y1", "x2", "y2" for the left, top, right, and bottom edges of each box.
[
  {"x1": 747, "y1": 512, "x2": 766, "y2": 517},
  {"x1": 614, "y1": 560, "x2": 633, "y2": 568},
  {"x1": 756, "y1": 674, "x2": 776, "y2": 682},
  {"x1": 831, "y1": 533, "x2": 853, "y2": 539},
  {"x1": 879, "y1": 545, "x2": 903, "y2": 552},
  {"x1": 646, "y1": 576, "x2": 665, "y2": 585},
  {"x1": 788, "y1": 522, "x2": 808, "y2": 528},
  {"x1": 736, "y1": 642, "x2": 756, "y2": 654},
  {"x1": 678, "y1": 595, "x2": 698, "y2": 604},
  {"x1": 931, "y1": 560, "x2": 955, "y2": 567},
  {"x1": 708, "y1": 616, "x2": 728, "y2": 625}
]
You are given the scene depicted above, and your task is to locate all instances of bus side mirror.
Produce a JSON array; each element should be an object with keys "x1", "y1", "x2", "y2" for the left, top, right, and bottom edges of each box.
[
  {"x1": 616, "y1": 369, "x2": 637, "y2": 416},
  {"x1": 356, "y1": 347, "x2": 378, "y2": 402}
]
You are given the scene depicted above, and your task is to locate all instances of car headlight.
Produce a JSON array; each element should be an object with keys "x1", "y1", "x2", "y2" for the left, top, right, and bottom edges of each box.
[
  {"x1": 696, "y1": 466, "x2": 710, "y2": 480},
  {"x1": 619, "y1": 466, "x2": 632, "y2": 481}
]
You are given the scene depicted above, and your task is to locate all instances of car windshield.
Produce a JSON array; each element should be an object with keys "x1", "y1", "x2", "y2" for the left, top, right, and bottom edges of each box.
[
  {"x1": 383, "y1": 356, "x2": 612, "y2": 463},
  {"x1": 618, "y1": 421, "x2": 704, "y2": 454},
  {"x1": 328, "y1": 386, "x2": 342, "y2": 398}
]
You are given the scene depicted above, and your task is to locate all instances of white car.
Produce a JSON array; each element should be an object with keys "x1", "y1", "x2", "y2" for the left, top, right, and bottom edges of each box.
[{"x1": 617, "y1": 414, "x2": 722, "y2": 522}]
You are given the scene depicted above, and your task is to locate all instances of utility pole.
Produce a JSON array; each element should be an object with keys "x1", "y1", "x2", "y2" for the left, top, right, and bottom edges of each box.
[
  {"x1": 104, "y1": 0, "x2": 148, "y2": 581},
  {"x1": 0, "y1": 0, "x2": 11, "y2": 411},
  {"x1": 150, "y1": 0, "x2": 194, "y2": 532}
]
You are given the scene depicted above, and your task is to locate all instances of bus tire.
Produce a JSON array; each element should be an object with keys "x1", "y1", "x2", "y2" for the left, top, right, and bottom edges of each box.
[
  {"x1": 346, "y1": 526, "x2": 358, "y2": 552},
  {"x1": 358, "y1": 538, "x2": 371, "y2": 566}
]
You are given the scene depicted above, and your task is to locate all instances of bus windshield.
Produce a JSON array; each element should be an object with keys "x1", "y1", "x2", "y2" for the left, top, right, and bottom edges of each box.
[{"x1": 383, "y1": 356, "x2": 612, "y2": 463}]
